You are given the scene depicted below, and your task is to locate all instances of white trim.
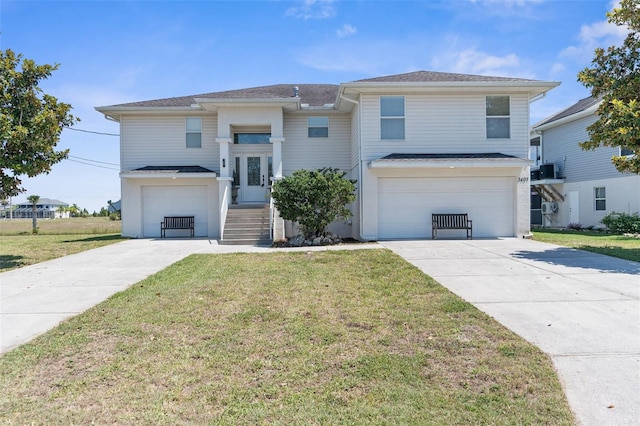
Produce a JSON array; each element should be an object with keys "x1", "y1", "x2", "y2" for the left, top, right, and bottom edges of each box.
[
  {"x1": 120, "y1": 172, "x2": 217, "y2": 179},
  {"x1": 368, "y1": 158, "x2": 530, "y2": 169}
]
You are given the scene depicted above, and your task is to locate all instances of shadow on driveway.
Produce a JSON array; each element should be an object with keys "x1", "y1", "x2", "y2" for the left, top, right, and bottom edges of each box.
[{"x1": 510, "y1": 246, "x2": 640, "y2": 274}]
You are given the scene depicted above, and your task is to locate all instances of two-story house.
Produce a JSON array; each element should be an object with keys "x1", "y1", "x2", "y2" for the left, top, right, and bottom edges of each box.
[
  {"x1": 96, "y1": 71, "x2": 558, "y2": 242},
  {"x1": 531, "y1": 96, "x2": 639, "y2": 228},
  {"x1": 12, "y1": 198, "x2": 70, "y2": 219}
]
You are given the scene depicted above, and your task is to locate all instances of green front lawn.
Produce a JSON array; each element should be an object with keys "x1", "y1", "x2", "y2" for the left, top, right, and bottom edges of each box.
[
  {"x1": 0, "y1": 218, "x2": 126, "y2": 271},
  {"x1": 532, "y1": 228, "x2": 640, "y2": 262},
  {"x1": 0, "y1": 250, "x2": 575, "y2": 425}
]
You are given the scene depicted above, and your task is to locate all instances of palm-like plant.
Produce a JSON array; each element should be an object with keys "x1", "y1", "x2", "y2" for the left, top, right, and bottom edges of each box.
[{"x1": 27, "y1": 195, "x2": 40, "y2": 234}]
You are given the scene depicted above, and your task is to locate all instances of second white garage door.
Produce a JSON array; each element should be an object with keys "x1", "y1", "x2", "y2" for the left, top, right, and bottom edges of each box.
[
  {"x1": 378, "y1": 177, "x2": 514, "y2": 239},
  {"x1": 142, "y1": 186, "x2": 208, "y2": 237}
]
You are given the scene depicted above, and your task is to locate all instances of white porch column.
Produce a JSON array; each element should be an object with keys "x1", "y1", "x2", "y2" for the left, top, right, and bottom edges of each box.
[
  {"x1": 269, "y1": 137, "x2": 284, "y2": 179},
  {"x1": 269, "y1": 137, "x2": 285, "y2": 240},
  {"x1": 216, "y1": 137, "x2": 232, "y2": 178}
]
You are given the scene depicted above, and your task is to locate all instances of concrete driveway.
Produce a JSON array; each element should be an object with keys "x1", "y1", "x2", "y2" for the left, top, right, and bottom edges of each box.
[
  {"x1": 382, "y1": 238, "x2": 640, "y2": 426},
  {"x1": 1, "y1": 237, "x2": 638, "y2": 425}
]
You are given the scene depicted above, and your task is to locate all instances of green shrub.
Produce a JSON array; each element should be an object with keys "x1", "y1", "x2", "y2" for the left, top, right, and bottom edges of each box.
[
  {"x1": 601, "y1": 211, "x2": 640, "y2": 234},
  {"x1": 271, "y1": 167, "x2": 356, "y2": 238}
]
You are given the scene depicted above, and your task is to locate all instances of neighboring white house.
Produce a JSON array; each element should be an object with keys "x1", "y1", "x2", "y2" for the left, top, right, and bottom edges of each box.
[
  {"x1": 530, "y1": 96, "x2": 640, "y2": 229},
  {"x1": 12, "y1": 198, "x2": 70, "y2": 219},
  {"x1": 96, "y1": 71, "x2": 559, "y2": 241}
]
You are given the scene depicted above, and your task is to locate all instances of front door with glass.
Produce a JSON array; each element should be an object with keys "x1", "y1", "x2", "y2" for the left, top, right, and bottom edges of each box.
[{"x1": 235, "y1": 153, "x2": 273, "y2": 203}]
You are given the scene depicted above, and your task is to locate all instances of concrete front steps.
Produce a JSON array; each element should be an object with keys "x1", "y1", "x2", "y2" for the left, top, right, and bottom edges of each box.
[{"x1": 220, "y1": 204, "x2": 272, "y2": 246}]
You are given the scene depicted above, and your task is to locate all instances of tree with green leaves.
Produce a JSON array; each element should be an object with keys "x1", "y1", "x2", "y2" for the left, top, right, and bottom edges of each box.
[
  {"x1": 1, "y1": 49, "x2": 78, "y2": 199},
  {"x1": 578, "y1": 0, "x2": 640, "y2": 174},
  {"x1": 27, "y1": 194, "x2": 40, "y2": 234},
  {"x1": 271, "y1": 167, "x2": 356, "y2": 239}
]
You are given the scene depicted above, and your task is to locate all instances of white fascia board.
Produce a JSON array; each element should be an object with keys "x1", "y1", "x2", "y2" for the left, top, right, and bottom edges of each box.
[
  {"x1": 341, "y1": 81, "x2": 560, "y2": 97},
  {"x1": 120, "y1": 172, "x2": 218, "y2": 179},
  {"x1": 95, "y1": 106, "x2": 199, "y2": 121},
  {"x1": 533, "y1": 103, "x2": 600, "y2": 132},
  {"x1": 368, "y1": 158, "x2": 531, "y2": 169},
  {"x1": 194, "y1": 97, "x2": 300, "y2": 111}
]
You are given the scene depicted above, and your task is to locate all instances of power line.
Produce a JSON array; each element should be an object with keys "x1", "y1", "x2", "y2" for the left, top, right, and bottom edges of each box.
[
  {"x1": 67, "y1": 158, "x2": 120, "y2": 171},
  {"x1": 69, "y1": 155, "x2": 119, "y2": 167},
  {"x1": 67, "y1": 127, "x2": 119, "y2": 137}
]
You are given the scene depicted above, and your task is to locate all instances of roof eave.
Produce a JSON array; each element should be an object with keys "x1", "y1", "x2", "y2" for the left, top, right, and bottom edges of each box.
[
  {"x1": 533, "y1": 102, "x2": 600, "y2": 131},
  {"x1": 95, "y1": 106, "x2": 201, "y2": 121},
  {"x1": 120, "y1": 171, "x2": 218, "y2": 179},
  {"x1": 341, "y1": 80, "x2": 560, "y2": 94},
  {"x1": 368, "y1": 158, "x2": 531, "y2": 169},
  {"x1": 193, "y1": 97, "x2": 301, "y2": 112}
]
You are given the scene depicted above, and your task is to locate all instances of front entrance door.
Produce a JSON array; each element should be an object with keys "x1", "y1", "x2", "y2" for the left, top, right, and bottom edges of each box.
[
  {"x1": 239, "y1": 154, "x2": 272, "y2": 203},
  {"x1": 569, "y1": 191, "x2": 580, "y2": 224}
]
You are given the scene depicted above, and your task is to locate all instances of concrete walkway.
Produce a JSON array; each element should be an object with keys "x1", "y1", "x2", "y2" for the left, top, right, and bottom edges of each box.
[
  {"x1": 1, "y1": 238, "x2": 638, "y2": 425},
  {"x1": 382, "y1": 239, "x2": 640, "y2": 426},
  {"x1": 0, "y1": 238, "x2": 379, "y2": 354}
]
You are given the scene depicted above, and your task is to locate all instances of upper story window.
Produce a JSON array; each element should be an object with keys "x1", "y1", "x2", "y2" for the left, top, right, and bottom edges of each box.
[
  {"x1": 380, "y1": 96, "x2": 405, "y2": 140},
  {"x1": 234, "y1": 133, "x2": 271, "y2": 144},
  {"x1": 308, "y1": 117, "x2": 329, "y2": 138},
  {"x1": 486, "y1": 96, "x2": 510, "y2": 139},
  {"x1": 186, "y1": 117, "x2": 202, "y2": 148},
  {"x1": 594, "y1": 187, "x2": 606, "y2": 211}
]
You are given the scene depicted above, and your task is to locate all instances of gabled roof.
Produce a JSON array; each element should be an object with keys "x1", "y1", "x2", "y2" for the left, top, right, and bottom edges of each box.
[{"x1": 534, "y1": 96, "x2": 601, "y2": 129}]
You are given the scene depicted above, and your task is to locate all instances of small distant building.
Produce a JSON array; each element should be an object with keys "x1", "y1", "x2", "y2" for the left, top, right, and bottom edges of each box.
[{"x1": 13, "y1": 198, "x2": 70, "y2": 219}]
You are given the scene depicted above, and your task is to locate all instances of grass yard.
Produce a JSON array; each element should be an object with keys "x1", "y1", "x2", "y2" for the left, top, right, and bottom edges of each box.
[
  {"x1": 0, "y1": 218, "x2": 125, "y2": 271},
  {"x1": 532, "y1": 228, "x2": 640, "y2": 263},
  {"x1": 0, "y1": 250, "x2": 575, "y2": 425}
]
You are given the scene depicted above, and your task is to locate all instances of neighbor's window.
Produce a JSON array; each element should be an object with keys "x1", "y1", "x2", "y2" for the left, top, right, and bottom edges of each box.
[
  {"x1": 486, "y1": 96, "x2": 510, "y2": 139},
  {"x1": 380, "y1": 96, "x2": 405, "y2": 140},
  {"x1": 308, "y1": 116, "x2": 329, "y2": 138},
  {"x1": 620, "y1": 147, "x2": 634, "y2": 156},
  {"x1": 186, "y1": 117, "x2": 202, "y2": 148},
  {"x1": 594, "y1": 187, "x2": 606, "y2": 211}
]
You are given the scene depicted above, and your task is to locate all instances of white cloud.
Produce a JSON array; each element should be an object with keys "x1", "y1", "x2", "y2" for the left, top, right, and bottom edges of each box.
[
  {"x1": 286, "y1": 0, "x2": 336, "y2": 20},
  {"x1": 550, "y1": 62, "x2": 566, "y2": 75},
  {"x1": 337, "y1": 24, "x2": 356, "y2": 38},
  {"x1": 559, "y1": 12, "x2": 628, "y2": 60},
  {"x1": 449, "y1": 48, "x2": 526, "y2": 77}
]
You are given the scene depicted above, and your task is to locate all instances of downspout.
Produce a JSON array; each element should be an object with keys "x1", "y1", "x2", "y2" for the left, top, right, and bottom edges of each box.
[{"x1": 339, "y1": 94, "x2": 363, "y2": 240}]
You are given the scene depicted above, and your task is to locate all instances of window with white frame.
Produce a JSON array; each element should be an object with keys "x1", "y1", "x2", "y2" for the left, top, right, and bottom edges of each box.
[
  {"x1": 594, "y1": 187, "x2": 606, "y2": 211},
  {"x1": 380, "y1": 96, "x2": 405, "y2": 140},
  {"x1": 308, "y1": 116, "x2": 329, "y2": 138},
  {"x1": 186, "y1": 117, "x2": 202, "y2": 148},
  {"x1": 486, "y1": 96, "x2": 510, "y2": 139}
]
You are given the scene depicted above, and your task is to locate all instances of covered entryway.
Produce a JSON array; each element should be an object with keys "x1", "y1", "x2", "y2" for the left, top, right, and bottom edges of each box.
[
  {"x1": 142, "y1": 186, "x2": 208, "y2": 237},
  {"x1": 377, "y1": 177, "x2": 515, "y2": 239}
]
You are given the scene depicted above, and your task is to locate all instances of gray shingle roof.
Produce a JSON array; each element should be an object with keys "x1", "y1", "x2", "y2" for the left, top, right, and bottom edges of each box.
[
  {"x1": 113, "y1": 84, "x2": 339, "y2": 108},
  {"x1": 380, "y1": 153, "x2": 519, "y2": 160},
  {"x1": 355, "y1": 70, "x2": 539, "y2": 83},
  {"x1": 107, "y1": 71, "x2": 548, "y2": 109},
  {"x1": 133, "y1": 166, "x2": 216, "y2": 173},
  {"x1": 535, "y1": 96, "x2": 601, "y2": 128}
]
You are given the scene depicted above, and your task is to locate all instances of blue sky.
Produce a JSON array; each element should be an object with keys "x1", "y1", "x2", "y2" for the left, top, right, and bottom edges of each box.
[{"x1": 1, "y1": 0, "x2": 627, "y2": 212}]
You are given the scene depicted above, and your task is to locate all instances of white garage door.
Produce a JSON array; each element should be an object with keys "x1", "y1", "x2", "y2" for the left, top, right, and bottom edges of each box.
[
  {"x1": 378, "y1": 177, "x2": 514, "y2": 239},
  {"x1": 142, "y1": 186, "x2": 208, "y2": 237}
]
